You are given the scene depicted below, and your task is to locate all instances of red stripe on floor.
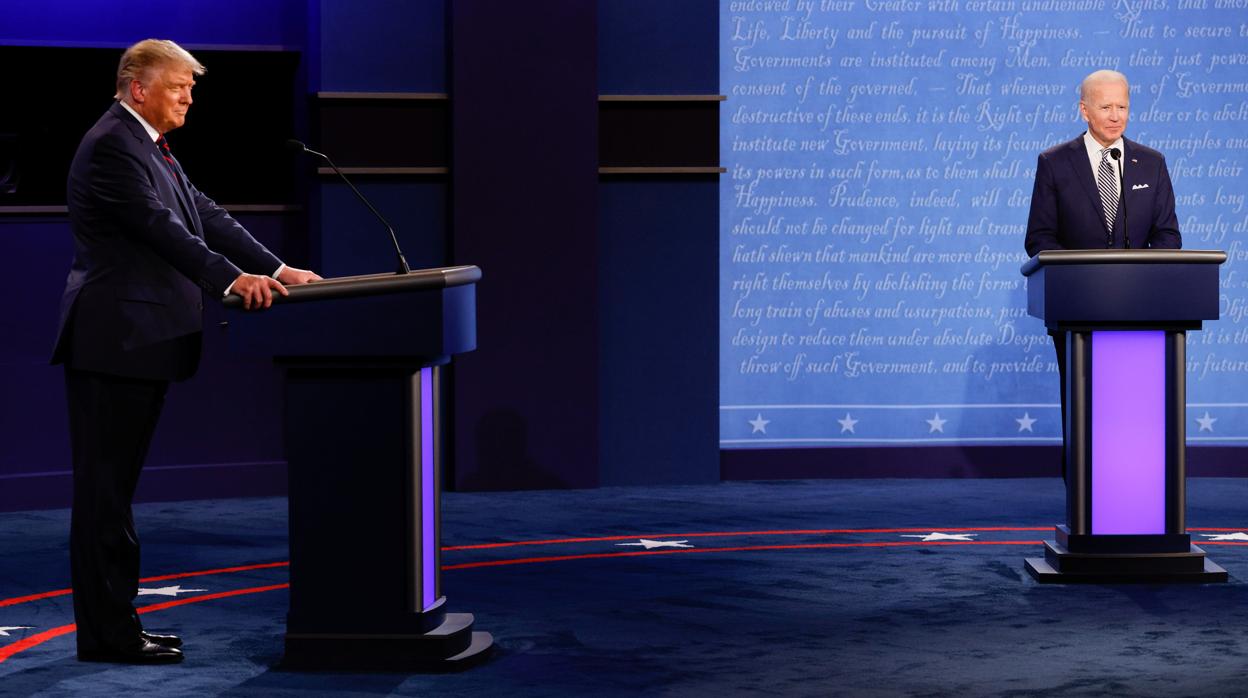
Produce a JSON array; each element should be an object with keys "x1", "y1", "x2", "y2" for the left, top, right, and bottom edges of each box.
[
  {"x1": 443, "y1": 527, "x2": 1053, "y2": 551},
  {"x1": 443, "y1": 539, "x2": 1045, "y2": 569},
  {"x1": 0, "y1": 562, "x2": 290, "y2": 609},
  {"x1": 0, "y1": 583, "x2": 289, "y2": 665}
]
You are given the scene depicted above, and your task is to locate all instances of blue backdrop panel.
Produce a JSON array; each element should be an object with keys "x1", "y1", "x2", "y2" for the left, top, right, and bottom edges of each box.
[
  {"x1": 317, "y1": 0, "x2": 445, "y2": 92},
  {"x1": 316, "y1": 180, "x2": 447, "y2": 278},
  {"x1": 450, "y1": 0, "x2": 600, "y2": 490},
  {"x1": 599, "y1": 179, "x2": 720, "y2": 486},
  {"x1": 720, "y1": 1, "x2": 1248, "y2": 451},
  {"x1": 598, "y1": 0, "x2": 719, "y2": 94},
  {"x1": 0, "y1": 0, "x2": 304, "y2": 48}
]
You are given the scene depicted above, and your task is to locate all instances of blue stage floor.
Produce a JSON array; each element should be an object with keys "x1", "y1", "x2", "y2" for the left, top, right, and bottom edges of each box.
[{"x1": 4, "y1": 478, "x2": 1248, "y2": 696}]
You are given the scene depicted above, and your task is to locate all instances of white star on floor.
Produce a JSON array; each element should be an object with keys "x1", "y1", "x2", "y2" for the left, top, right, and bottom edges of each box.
[
  {"x1": 137, "y1": 585, "x2": 207, "y2": 597},
  {"x1": 0, "y1": 626, "x2": 33, "y2": 637},
  {"x1": 1197, "y1": 412, "x2": 1217, "y2": 432},
  {"x1": 616, "y1": 539, "x2": 694, "y2": 549},
  {"x1": 1016, "y1": 413, "x2": 1037, "y2": 433},
  {"x1": 900, "y1": 532, "x2": 978, "y2": 542},
  {"x1": 925, "y1": 413, "x2": 947, "y2": 433},
  {"x1": 748, "y1": 413, "x2": 770, "y2": 434},
  {"x1": 837, "y1": 413, "x2": 859, "y2": 434},
  {"x1": 1201, "y1": 532, "x2": 1248, "y2": 541}
]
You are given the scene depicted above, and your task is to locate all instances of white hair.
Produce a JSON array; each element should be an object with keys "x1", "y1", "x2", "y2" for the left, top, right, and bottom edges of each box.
[{"x1": 1080, "y1": 70, "x2": 1128, "y2": 101}]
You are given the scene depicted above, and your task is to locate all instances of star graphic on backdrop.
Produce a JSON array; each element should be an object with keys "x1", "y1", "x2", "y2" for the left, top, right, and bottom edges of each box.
[
  {"x1": 900, "y1": 532, "x2": 978, "y2": 542},
  {"x1": 837, "y1": 413, "x2": 859, "y2": 434},
  {"x1": 925, "y1": 413, "x2": 947, "y2": 434},
  {"x1": 748, "y1": 413, "x2": 770, "y2": 434},
  {"x1": 616, "y1": 539, "x2": 693, "y2": 549},
  {"x1": 1197, "y1": 412, "x2": 1217, "y2": 432},
  {"x1": 1015, "y1": 413, "x2": 1037, "y2": 433},
  {"x1": 0, "y1": 626, "x2": 33, "y2": 637},
  {"x1": 1201, "y1": 532, "x2": 1248, "y2": 541},
  {"x1": 137, "y1": 585, "x2": 207, "y2": 597}
]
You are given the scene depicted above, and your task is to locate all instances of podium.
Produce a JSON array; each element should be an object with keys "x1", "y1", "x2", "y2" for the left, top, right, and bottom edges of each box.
[
  {"x1": 1021, "y1": 250, "x2": 1228, "y2": 583},
  {"x1": 225, "y1": 265, "x2": 493, "y2": 668}
]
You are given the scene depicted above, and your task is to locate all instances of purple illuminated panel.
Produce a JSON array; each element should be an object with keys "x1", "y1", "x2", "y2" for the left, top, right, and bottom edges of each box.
[
  {"x1": 1091, "y1": 331, "x2": 1166, "y2": 534},
  {"x1": 421, "y1": 367, "x2": 436, "y2": 611}
]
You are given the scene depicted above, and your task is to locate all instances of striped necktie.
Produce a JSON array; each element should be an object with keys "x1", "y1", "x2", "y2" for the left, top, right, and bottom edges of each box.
[
  {"x1": 156, "y1": 135, "x2": 181, "y2": 183},
  {"x1": 1096, "y1": 147, "x2": 1118, "y2": 239}
]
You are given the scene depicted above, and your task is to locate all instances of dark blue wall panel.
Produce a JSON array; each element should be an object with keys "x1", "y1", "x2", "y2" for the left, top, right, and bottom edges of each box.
[
  {"x1": 451, "y1": 1, "x2": 600, "y2": 490},
  {"x1": 598, "y1": 0, "x2": 717, "y2": 94},
  {"x1": 599, "y1": 179, "x2": 719, "y2": 485},
  {"x1": 318, "y1": 0, "x2": 445, "y2": 92},
  {"x1": 317, "y1": 180, "x2": 446, "y2": 277},
  {"x1": 0, "y1": 0, "x2": 305, "y2": 48}
]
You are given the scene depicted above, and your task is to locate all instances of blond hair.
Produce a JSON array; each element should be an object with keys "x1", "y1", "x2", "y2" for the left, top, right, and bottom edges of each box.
[{"x1": 115, "y1": 39, "x2": 206, "y2": 100}]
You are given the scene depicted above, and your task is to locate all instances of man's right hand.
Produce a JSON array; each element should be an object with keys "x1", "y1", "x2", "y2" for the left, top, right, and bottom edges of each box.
[{"x1": 230, "y1": 273, "x2": 289, "y2": 310}]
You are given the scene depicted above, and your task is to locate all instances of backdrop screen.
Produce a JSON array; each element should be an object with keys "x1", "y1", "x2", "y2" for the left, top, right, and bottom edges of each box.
[{"x1": 720, "y1": 0, "x2": 1248, "y2": 449}]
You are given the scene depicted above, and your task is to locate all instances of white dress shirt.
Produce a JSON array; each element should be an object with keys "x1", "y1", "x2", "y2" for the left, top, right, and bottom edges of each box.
[{"x1": 1083, "y1": 130, "x2": 1124, "y2": 191}]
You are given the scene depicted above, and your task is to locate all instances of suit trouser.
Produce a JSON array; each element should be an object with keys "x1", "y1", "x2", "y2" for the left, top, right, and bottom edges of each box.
[
  {"x1": 1050, "y1": 331, "x2": 1067, "y2": 481},
  {"x1": 65, "y1": 368, "x2": 168, "y2": 653}
]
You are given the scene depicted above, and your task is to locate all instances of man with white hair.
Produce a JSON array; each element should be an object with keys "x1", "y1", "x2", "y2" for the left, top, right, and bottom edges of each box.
[
  {"x1": 1025, "y1": 69, "x2": 1180, "y2": 253},
  {"x1": 51, "y1": 39, "x2": 320, "y2": 664},
  {"x1": 1023, "y1": 69, "x2": 1182, "y2": 478}
]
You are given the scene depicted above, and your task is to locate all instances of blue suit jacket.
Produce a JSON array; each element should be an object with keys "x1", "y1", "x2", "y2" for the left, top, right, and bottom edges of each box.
[
  {"x1": 52, "y1": 102, "x2": 282, "y2": 381},
  {"x1": 1024, "y1": 134, "x2": 1181, "y2": 256}
]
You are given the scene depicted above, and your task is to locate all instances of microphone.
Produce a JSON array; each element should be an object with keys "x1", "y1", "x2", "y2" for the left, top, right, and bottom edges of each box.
[
  {"x1": 1110, "y1": 147, "x2": 1129, "y2": 249},
  {"x1": 286, "y1": 139, "x2": 411, "y2": 275}
]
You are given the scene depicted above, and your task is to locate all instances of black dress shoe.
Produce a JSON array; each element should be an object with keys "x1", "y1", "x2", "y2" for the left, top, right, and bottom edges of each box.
[
  {"x1": 78, "y1": 639, "x2": 184, "y2": 664},
  {"x1": 141, "y1": 631, "x2": 183, "y2": 649}
]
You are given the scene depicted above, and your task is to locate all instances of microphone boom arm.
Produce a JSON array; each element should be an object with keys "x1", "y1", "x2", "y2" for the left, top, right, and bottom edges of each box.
[{"x1": 290, "y1": 139, "x2": 411, "y2": 275}]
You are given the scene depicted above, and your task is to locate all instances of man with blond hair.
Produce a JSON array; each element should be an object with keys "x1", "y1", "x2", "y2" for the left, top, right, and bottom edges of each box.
[
  {"x1": 52, "y1": 39, "x2": 320, "y2": 664},
  {"x1": 1023, "y1": 70, "x2": 1182, "y2": 479}
]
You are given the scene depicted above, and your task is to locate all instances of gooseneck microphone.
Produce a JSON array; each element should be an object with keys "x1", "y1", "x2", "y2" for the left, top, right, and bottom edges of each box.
[
  {"x1": 1109, "y1": 147, "x2": 1129, "y2": 249},
  {"x1": 286, "y1": 139, "x2": 411, "y2": 275}
]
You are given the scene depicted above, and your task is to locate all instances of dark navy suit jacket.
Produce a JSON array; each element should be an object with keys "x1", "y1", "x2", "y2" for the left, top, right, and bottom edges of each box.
[
  {"x1": 1024, "y1": 134, "x2": 1181, "y2": 256},
  {"x1": 52, "y1": 102, "x2": 281, "y2": 381}
]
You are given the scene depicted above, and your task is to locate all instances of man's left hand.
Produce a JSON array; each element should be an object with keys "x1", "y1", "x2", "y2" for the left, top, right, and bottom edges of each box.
[{"x1": 278, "y1": 266, "x2": 323, "y2": 285}]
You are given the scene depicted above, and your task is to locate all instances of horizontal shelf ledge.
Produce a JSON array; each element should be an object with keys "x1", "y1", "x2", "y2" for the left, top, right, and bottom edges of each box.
[
  {"x1": 598, "y1": 167, "x2": 725, "y2": 174},
  {"x1": 316, "y1": 91, "x2": 448, "y2": 101},
  {"x1": 317, "y1": 167, "x2": 448, "y2": 175},
  {"x1": 0, "y1": 205, "x2": 67, "y2": 214},
  {"x1": 599, "y1": 94, "x2": 726, "y2": 102},
  {"x1": 0, "y1": 204, "x2": 299, "y2": 215}
]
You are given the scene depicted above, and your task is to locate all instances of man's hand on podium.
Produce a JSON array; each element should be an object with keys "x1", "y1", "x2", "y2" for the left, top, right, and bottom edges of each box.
[
  {"x1": 230, "y1": 274, "x2": 288, "y2": 310},
  {"x1": 278, "y1": 266, "x2": 323, "y2": 286}
]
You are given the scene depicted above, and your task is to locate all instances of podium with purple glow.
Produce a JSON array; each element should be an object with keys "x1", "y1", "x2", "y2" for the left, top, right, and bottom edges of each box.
[
  {"x1": 225, "y1": 265, "x2": 494, "y2": 667},
  {"x1": 1021, "y1": 249, "x2": 1228, "y2": 583}
]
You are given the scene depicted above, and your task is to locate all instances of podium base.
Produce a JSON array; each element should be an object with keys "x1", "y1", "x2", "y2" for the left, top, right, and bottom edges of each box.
[
  {"x1": 283, "y1": 613, "x2": 495, "y2": 671},
  {"x1": 1025, "y1": 540, "x2": 1228, "y2": 584}
]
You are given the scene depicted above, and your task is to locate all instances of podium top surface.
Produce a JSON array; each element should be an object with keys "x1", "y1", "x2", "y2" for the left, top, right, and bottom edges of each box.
[
  {"x1": 1020, "y1": 249, "x2": 1226, "y2": 277},
  {"x1": 223, "y1": 265, "x2": 481, "y2": 309}
]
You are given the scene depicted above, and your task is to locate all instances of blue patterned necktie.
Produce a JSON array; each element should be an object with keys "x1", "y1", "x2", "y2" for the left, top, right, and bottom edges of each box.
[{"x1": 1097, "y1": 147, "x2": 1119, "y2": 238}]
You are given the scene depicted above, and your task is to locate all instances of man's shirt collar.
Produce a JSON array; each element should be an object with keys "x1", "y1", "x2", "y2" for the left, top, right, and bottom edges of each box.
[{"x1": 118, "y1": 100, "x2": 161, "y2": 142}]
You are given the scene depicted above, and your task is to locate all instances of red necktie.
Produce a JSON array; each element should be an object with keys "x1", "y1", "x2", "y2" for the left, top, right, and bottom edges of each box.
[{"x1": 156, "y1": 135, "x2": 181, "y2": 183}]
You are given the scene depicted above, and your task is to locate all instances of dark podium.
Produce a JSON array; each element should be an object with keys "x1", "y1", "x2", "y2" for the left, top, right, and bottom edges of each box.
[
  {"x1": 225, "y1": 265, "x2": 493, "y2": 668},
  {"x1": 1021, "y1": 249, "x2": 1228, "y2": 583}
]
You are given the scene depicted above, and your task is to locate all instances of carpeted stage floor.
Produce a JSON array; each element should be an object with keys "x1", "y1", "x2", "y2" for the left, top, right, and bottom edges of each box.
[{"x1": 4, "y1": 478, "x2": 1248, "y2": 696}]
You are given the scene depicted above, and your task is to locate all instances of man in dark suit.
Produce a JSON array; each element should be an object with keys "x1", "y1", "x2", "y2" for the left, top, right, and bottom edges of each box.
[
  {"x1": 51, "y1": 39, "x2": 321, "y2": 664},
  {"x1": 1024, "y1": 69, "x2": 1182, "y2": 477}
]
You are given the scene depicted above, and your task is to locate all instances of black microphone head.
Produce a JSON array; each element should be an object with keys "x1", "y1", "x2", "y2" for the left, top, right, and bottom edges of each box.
[
  {"x1": 285, "y1": 139, "x2": 308, "y2": 153},
  {"x1": 1109, "y1": 147, "x2": 1122, "y2": 160}
]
